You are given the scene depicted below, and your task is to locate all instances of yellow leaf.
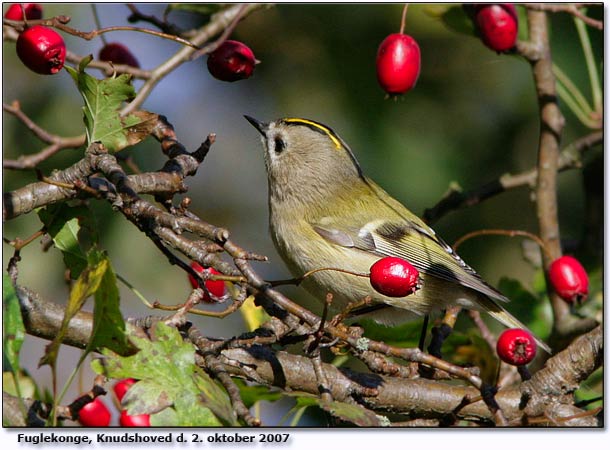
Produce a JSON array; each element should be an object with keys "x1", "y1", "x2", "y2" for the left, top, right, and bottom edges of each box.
[{"x1": 240, "y1": 296, "x2": 269, "y2": 332}]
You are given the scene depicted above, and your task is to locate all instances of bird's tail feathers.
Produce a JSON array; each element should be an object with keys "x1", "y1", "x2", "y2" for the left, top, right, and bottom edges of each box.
[{"x1": 485, "y1": 306, "x2": 552, "y2": 354}]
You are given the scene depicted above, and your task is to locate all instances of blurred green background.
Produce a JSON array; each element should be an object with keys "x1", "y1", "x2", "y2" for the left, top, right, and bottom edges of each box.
[{"x1": 2, "y1": 3, "x2": 603, "y2": 424}]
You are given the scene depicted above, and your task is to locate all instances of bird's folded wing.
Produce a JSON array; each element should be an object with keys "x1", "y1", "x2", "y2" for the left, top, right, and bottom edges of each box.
[{"x1": 313, "y1": 218, "x2": 508, "y2": 303}]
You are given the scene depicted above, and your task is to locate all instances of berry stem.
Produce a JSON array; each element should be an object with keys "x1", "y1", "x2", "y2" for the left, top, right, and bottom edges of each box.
[
  {"x1": 399, "y1": 4, "x2": 409, "y2": 34},
  {"x1": 24, "y1": 15, "x2": 199, "y2": 50},
  {"x1": 300, "y1": 267, "x2": 370, "y2": 283},
  {"x1": 268, "y1": 266, "x2": 369, "y2": 287},
  {"x1": 452, "y1": 228, "x2": 552, "y2": 261}
]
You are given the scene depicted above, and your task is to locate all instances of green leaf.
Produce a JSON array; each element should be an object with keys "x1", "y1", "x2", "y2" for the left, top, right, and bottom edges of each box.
[
  {"x1": 288, "y1": 393, "x2": 385, "y2": 427},
  {"x1": 174, "y1": 392, "x2": 224, "y2": 427},
  {"x1": 452, "y1": 333, "x2": 498, "y2": 384},
  {"x1": 320, "y1": 400, "x2": 386, "y2": 427},
  {"x1": 193, "y1": 368, "x2": 237, "y2": 425},
  {"x1": 37, "y1": 204, "x2": 96, "y2": 278},
  {"x1": 360, "y1": 318, "x2": 423, "y2": 347},
  {"x1": 39, "y1": 254, "x2": 108, "y2": 368},
  {"x1": 92, "y1": 322, "x2": 231, "y2": 426},
  {"x1": 498, "y1": 277, "x2": 551, "y2": 337},
  {"x1": 3, "y1": 371, "x2": 37, "y2": 398},
  {"x1": 516, "y1": 5, "x2": 529, "y2": 41},
  {"x1": 424, "y1": 5, "x2": 475, "y2": 36},
  {"x1": 66, "y1": 58, "x2": 157, "y2": 152},
  {"x1": 3, "y1": 274, "x2": 25, "y2": 373},
  {"x1": 149, "y1": 407, "x2": 179, "y2": 426},
  {"x1": 233, "y1": 379, "x2": 282, "y2": 409},
  {"x1": 87, "y1": 252, "x2": 134, "y2": 356}
]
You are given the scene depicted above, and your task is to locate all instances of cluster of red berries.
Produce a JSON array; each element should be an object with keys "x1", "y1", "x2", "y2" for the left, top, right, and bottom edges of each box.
[
  {"x1": 78, "y1": 379, "x2": 150, "y2": 427},
  {"x1": 6, "y1": 3, "x2": 142, "y2": 75},
  {"x1": 375, "y1": 4, "x2": 521, "y2": 95},
  {"x1": 368, "y1": 251, "x2": 589, "y2": 367},
  {"x1": 7, "y1": 3, "x2": 256, "y2": 82},
  {"x1": 4, "y1": 3, "x2": 42, "y2": 20}
]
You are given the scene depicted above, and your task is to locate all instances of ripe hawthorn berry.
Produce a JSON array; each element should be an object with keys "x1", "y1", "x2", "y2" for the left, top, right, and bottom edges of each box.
[
  {"x1": 207, "y1": 40, "x2": 256, "y2": 82},
  {"x1": 376, "y1": 33, "x2": 421, "y2": 95},
  {"x1": 120, "y1": 409, "x2": 151, "y2": 427},
  {"x1": 99, "y1": 42, "x2": 140, "y2": 68},
  {"x1": 548, "y1": 255, "x2": 589, "y2": 304},
  {"x1": 113, "y1": 378, "x2": 136, "y2": 403},
  {"x1": 78, "y1": 398, "x2": 111, "y2": 427},
  {"x1": 4, "y1": 3, "x2": 42, "y2": 21},
  {"x1": 496, "y1": 328, "x2": 537, "y2": 366},
  {"x1": 369, "y1": 256, "x2": 419, "y2": 297},
  {"x1": 475, "y1": 4, "x2": 518, "y2": 52},
  {"x1": 16, "y1": 25, "x2": 66, "y2": 75},
  {"x1": 188, "y1": 261, "x2": 228, "y2": 302}
]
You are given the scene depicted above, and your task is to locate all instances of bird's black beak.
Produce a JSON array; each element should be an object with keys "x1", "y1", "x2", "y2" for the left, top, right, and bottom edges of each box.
[{"x1": 244, "y1": 115, "x2": 268, "y2": 136}]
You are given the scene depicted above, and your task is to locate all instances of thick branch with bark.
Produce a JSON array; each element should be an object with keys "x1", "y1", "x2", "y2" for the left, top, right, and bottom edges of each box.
[
  {"x1": 14, "y1": 285, "x2": 602, "y2": 426},
  {"x1": 521, "y1": 10, "x2": 598, "y2": 349}
]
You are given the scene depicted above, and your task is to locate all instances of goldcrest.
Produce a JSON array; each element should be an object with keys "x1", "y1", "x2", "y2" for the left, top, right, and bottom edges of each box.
[{"x1": 246, "y1": 116, "x2": 550, "y2": 353}]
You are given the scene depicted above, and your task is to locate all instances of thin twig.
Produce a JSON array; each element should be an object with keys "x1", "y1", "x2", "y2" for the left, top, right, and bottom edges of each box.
[
  {"x1": 468, "y1": 310, "x2": 497, "y2": 352},
  {"x1": 3, "y1": 101, "x2": 86, "y2": 169},
  {"x1": 452, "y1": 228, "x2": 552, "y2": 261},
  {"x1": 203, "y1": 353, "x2": 262, "y2": 426},
  {"x1": 126, "y1": 4, "x2": 183, "y2": 35},
  {"x1": 121, "y1": 4, "x2": 263, "y2": 115},
  {"x1": 423, "y1": 131, "x2": 602, "y2": 224},
  {"x1": 7, "y1": 14, "x2": 200, "y2": 48},
  {"x1": 189, "y1": 4, "x2": 248, "y2": 60},
  {"x1": 525, "y1": 3, "x2": 603, "y2": 30}
]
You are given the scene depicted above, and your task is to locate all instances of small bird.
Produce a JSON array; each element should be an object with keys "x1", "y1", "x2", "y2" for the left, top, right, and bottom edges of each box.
[{"x1": 245, "y1": 116, "x2": 550, "y2": 353}]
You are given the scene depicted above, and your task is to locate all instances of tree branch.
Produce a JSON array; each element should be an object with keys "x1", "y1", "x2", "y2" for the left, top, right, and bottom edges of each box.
[
  {"x1": 521, "y1": 10, "x2": 598, "y2": 349},
  {"x1": 15, "y1": 283, "x2": 601, "y2": 426},
  {"x1": 424, "y1": 131, "x2": 602, "y2": 225}
]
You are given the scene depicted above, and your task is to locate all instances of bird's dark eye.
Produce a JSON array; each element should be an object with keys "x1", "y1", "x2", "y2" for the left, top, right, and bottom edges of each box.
[{"x1": 274, "y1": 136, "x2": 286, "y2": 154}]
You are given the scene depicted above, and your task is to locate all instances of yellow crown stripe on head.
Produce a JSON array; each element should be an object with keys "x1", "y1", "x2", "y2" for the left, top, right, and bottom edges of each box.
[{"x1": 283, "y1": 118, "x2": 342, "y2": 149}]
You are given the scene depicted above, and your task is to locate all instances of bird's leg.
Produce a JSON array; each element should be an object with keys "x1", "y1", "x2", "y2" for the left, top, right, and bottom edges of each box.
[{"x1": 427, "y1": 306, "x2": 462, "y2": 359}]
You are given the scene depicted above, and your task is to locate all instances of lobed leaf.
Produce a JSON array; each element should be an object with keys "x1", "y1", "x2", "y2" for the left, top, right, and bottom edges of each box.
[
  {"x1": 66, "y1": 57, "x2": 157, "y2": 152},
  {"x1": 93, "y1": 322, "x2": 231, "y2": 425}
]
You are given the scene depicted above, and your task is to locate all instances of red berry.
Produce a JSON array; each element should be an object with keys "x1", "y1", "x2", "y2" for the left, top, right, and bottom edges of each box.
[
  {"x1": 548, "y1": 256, "x2": 589, "y2": 304},
  {"x1": 496, "y1": 328, "x2": 537, "y2": 366},
  {"x1": 370, "y1": 257, "x2": 419, "y2": 297},
  {"x1": 207, "y1": 40, "x2": 255, "y2": 82},
  {"x1": 376, "y1": 33, "x2": 421, "y2": 95},
  {"x1": 188, "y1": 261, "x2": 228, "y2": 302},
  {"x1": 475, "y1": 4, "x2": 518, "y2": 52},
  {"x1": 120, "y1": 409, "x2": 150, "y2": 427},
  {"x1": 113, "y1": 378, "x2": 136, "y2": 403},
  {"x1": 4, "y1": 3, "x2": 42, "y2": 20},
  {"x1": 16, "y1": 25, "x2": 66, "y2": 75},
  {"x1": 78, "y1": 398, "x2": 111, "y2": 427},
  {"x1": 99, "y1": 42, "x2": 140, "y2": 68}
]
